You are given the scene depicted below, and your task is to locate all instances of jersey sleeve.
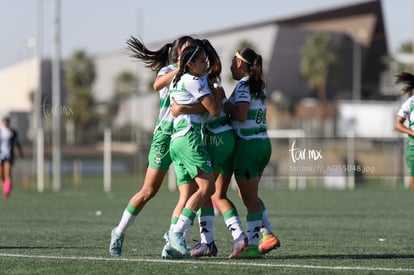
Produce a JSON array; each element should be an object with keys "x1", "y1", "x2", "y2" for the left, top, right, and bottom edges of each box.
[
  {"x1": 186, "y1": 75, "x2": 211, "y2": 100},
  {"x1": 157, "y1": 64, "x2": 176, "y2": 77},
  {"x1": 234, "y1": 81, "x2": 251, "y2": 103},
  {"x1": 397, "y1": 97, "x2": 412, "y2": 119}
]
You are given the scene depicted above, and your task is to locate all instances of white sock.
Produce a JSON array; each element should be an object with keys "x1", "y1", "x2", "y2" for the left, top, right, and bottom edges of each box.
[
  {"x1": 246, "y1": 220, "x2": 262, "y2": 246},
  {"x1": 198, "y1": 215, "x2": 214, "y2": 244},
  {"x1": 261, "y1": 209, "x2": 273, "y2": 235},
  {"x1": 225, "y1": 216, "x2": 244, "y2": 240},
  {"x1": 173, "y1": 212, "x2": 195, "y2": 234},
  {"x1": 116, "y1": 209, "x2": 136, "y2": 236}
]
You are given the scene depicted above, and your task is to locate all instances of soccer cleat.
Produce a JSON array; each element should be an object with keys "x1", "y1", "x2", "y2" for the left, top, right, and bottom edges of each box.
[
  {"x1": 190, "y1": 240, "x2": 218, "y2": 258},
  {"x1": 162, "y1": 243, "x2": 194, "y2": 259},
  {"x1": 166, "y1": 230, "x2": 189, "y2": 256},
  {"x1": 258, "y1": 233, "x2": 281, "y2": 254},
  {"x1": 228, "y1": 233, "x2": 248, "y2": 259},
  {"x1": 161, "y1": 243, "x2": 175, "y2": 259},
  {"x1": 239, "y1": 245, "x2": 262, "y2": 258},
  {"x1": 3, "y1": 181, "x2": 11, "y2": 197},
  {"x1": 109, "y1": 227, "x2": 124, "y2": 256}
]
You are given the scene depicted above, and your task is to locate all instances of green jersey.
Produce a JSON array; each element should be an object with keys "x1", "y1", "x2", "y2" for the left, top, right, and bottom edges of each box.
[
  {"x1": 228, "y1": 76, "x2": 268, "y2": 140},
  {"x1": 153, "y1": 64, "x2": 177, "y2": 135}
]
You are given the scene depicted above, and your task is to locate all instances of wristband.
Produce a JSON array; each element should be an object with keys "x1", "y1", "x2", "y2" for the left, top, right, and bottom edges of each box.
[{"x1": 213, "y1": 82, "x2": 221, "y2": 89}]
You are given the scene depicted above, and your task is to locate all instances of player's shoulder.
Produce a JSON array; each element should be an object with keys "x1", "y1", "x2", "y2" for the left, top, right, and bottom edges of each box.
[
  {"x1": 402, "y1": 95, "x2": 414, "y2": 105},
  {"x1": 158, "y1": 63, "x2": 177, "y2": 75}
]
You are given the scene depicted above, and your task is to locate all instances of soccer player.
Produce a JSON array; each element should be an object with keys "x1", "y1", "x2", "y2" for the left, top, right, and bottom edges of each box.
[
  {"x1": 109, "y1": 35, "x2": 196, "y2": 257},
  {"x1": 164, "y1": 41, "x2": 223, "y2": 258},
  {"x1": 394, "y1": 72, "x2": 414, "y2": 191},
  {"x1": 0, "y1": 116, "x2": 23, "y2": 197},
  {"x1": 170, "y1": 71, "x2": 248, "y2": 259},
  {"x1": 201, "y1": 83, "x2": 249, "y2": 259},
  {"x1": 223, "y1": 48, "x2": 281, "y2": 257}
]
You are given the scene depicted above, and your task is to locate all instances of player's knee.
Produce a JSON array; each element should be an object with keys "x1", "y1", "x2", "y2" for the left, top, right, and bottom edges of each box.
[
  {"x1": 206, "y1": 183, "x2": 216, "y2": 197},
  {"x1": 140, "y1": 187, "x2": 158, "y2": 201}
]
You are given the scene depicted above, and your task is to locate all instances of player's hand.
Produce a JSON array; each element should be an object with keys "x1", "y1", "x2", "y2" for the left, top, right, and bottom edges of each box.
[{"x1": 170, "y1": 97, "x2": 182, "y2": 117}]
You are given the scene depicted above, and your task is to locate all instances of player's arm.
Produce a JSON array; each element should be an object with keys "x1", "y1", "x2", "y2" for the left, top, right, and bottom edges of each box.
[
  {"x1": 170, "y1": 97, "x2": 206, "y2": 117},
  {"x1": 224, "y1": 101, "x2": 249, "y2": 122},
  {"x1": 153, "y1": 67, "x2": 179, "y2": 91},
  {"x1": 395, "y1": 116, "x2": 414, "y2": 136},
  {"x1": 199, "y1": 94, "x2": 221, "y2": 117}
]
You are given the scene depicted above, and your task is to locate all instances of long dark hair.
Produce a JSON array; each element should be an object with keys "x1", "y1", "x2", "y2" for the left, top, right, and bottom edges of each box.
[
  {"x1": 126, "y1": 35, "x2": 194, "y2": 72},
  {"x1": 237, "y1": 48, "x2": 266, "y2": 100},
  {"x1": 395, "y1": 72, "x2": 414, "y2": 96},
  {"x1": 172, "y1": 39, "x2": 222, "y2": 88}
]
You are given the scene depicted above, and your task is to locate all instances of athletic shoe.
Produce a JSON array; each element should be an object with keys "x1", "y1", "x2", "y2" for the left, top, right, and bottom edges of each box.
[
  {"x1": 258, "y1": 233, "x2": 281, "y2": 254},
  {"x1": 3, "y1": 181, "x2": 11, "y2": 197},
  {"x1": 161, "y1": 243, "x2": 174, "y2": 259},
  {"x1": 109, "y1": 227, "x2": 124, "y2": 256},
  {"x1": 239, "y1": 245, "x2": 262, "y2": 258},
  {"x1": 228, "y1": 233, "x2": 248, "y2": 259},
  {"x1": 190, "y1": 241, "x2": 218, "y2": 258},
  {"x1": 161, "y1": 243, "x2": 194, "y2": 259},
  {"x1": 166, "y1": 230, "x2": 189, "y2": 256}
]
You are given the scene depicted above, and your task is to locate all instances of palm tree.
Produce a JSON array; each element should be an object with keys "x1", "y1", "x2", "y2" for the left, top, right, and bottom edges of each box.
[
  {"x1": 108, "y1": 71, "x2": 139, "y2": 123},
  {"x1": 65, "y1": 50, "x2": 97, "y2": 143},
  {"x1": 114, "y1": 71, "x2": 138, "y2": 98},
  {"x1": 300, "y1": 33, "x2": 338, "y2": 102},
  {"x1": 65, "y1": 50, "x2": 96, "y2": 91}
]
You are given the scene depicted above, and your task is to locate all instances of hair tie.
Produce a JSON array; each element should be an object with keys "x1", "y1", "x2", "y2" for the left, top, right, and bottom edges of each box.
[
  {"x1": 235, "y1": 51, "x2": 252, "y2": 65},
  {"x1": 186, "y1": 46, "x2": 200, "y2": 65}
]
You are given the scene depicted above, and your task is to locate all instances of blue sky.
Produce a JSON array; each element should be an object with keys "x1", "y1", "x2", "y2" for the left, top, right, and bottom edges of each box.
[{"x1": 0, "y1": 0, "x2": 412, "y2": 69}]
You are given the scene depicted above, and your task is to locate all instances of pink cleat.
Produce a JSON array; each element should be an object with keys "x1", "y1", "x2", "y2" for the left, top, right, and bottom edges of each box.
[{"x1": 228, "y1": 233, "x2": 248, "y2": 259}]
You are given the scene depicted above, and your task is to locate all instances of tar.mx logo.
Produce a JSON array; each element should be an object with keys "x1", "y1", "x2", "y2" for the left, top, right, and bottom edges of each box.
[
  {"x1": 289, "y1": 139, "x2": 323, "y2": 163},
  {"x1": 42, "y1": 97, "x2": 74, "y2": 118}
]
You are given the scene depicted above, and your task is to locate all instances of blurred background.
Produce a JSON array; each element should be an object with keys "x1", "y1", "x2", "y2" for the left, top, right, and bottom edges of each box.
[{"x1": 0, "y1": 0, "x2": 413, "y2": 192}]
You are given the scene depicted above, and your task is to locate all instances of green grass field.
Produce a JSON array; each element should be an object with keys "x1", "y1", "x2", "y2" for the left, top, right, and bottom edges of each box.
[{"x1": 1, "y1": 176, "x2": 413, "y2": 274}]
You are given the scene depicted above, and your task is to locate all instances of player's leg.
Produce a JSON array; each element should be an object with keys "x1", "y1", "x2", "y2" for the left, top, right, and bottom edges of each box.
[
  {"x1": 117, "y1": 167, "x2": 167, "y2": 235},
  {"x1": 411, "y1": 176, "x2": 414, "y2": 192},
  {"x1": 0, "y1": 162, "x2": 4, "y2": 183},
  {"x1": 2, "y1": 161, "x2": 12, "y2": 197},
  {"x1": 233, "y1": 138, "x2": 272, "y2": 258},
  {"x1": 171, "y1": 181, "x2": 197, "y2": 241},
  {"x1": 168, "y1": 170, "x2": 215, "y2": 256},
  {"x1": 237, "y1": 177, "x2": 262, "y2": 258},
  {"x1": 166, "y1": 131, "x2": 215, "y2": 256},
  {"x1": 190, "y1": 198, "x2": 217, "y2": 258},
  {"x1": 258, "y1": 198, "x2": 281, "y2": 254},
  {"x1": 110, "y1": 130, "x2": 171, "y2": 256},
  {"x1": 162, "y1": 181, "x2": 197, "y2": 259},
  {"x1": 110, "y1": 167, "x2": 167, "y2": 256},
  {"x1": 212, "y1": 173, "x2": 247, "y2": 258}
]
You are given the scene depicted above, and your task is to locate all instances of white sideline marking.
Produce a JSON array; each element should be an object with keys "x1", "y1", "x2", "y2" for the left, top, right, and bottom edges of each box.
[{"x1": 0, "y1": 253, "x2": 413, "y2": 272}]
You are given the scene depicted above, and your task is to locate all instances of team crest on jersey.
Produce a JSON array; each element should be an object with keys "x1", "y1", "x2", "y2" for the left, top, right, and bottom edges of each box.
[{"x1": 154, "y1": 155, "x2": 162, "y2": 165}]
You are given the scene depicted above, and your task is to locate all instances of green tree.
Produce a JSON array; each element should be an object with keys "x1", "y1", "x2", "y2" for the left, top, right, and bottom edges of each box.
[
  {"x1": 65, "y1": 50, "x2": 98, "y2": 143},
  {"x1": 399, "y1": 41, "x2": 413, "y2": 53},
  {"x1": 108, "y1": 71, "x2": 139, "y2": 124},
  {"x1": 114, "y1": 71, "x2": 138, "y2": 98},
  {"x1": 300, "y1": 33, "x2": 338, "y2": 102}
]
